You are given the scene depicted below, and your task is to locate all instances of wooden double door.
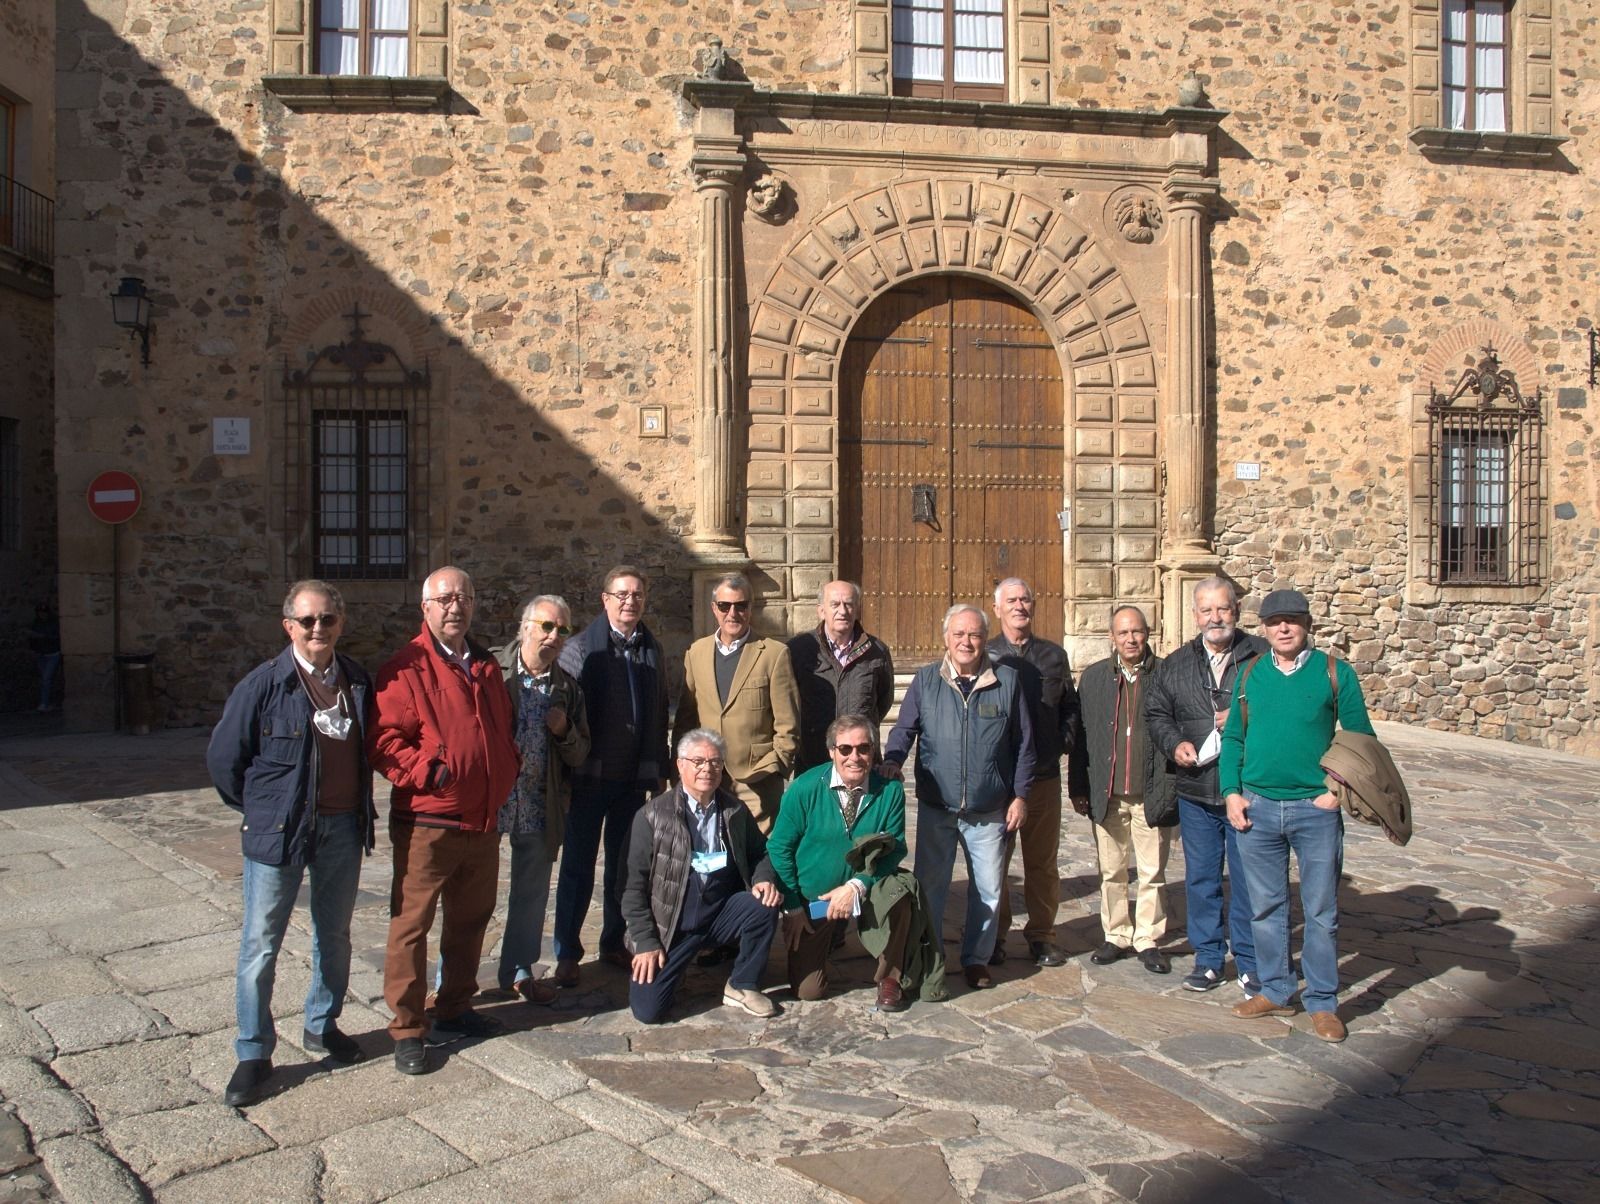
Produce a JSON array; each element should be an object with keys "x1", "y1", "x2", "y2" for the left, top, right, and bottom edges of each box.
[{"x1": 840, "y1": 277, "x2": 1066, "y2": 664}]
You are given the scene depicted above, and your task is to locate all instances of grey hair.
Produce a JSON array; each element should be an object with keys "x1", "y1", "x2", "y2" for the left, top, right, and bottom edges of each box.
[
  {"x1": 709, "y1": 572, "x2": 752, "y2": 600},
  {"x1": 1192, "y1": 576, "x2": 1239, "y2": 606},
  {"x1": 825, "y1": 714, "x2": 876, "y2": 752},
  {"x1": 283, "y1": 579, "x2": 345, "y2": 619},
  {"x1": 942, "y1": 603, "x2": 989, "y2": 636},
  {"x1": 421, "y1": 566, "x2": 474, "y2": 603},
  {"x1": 520, "y1": 594, "x2": 571, "y2": 624},
  {"x1": 1110, "y1": 603, "x2": 1150, "y2": 632},
  {"x1": 676, "y1": 728, "x2": 728, "y2": 759},
  {"x1": 817, "y1": 579, "x2": 862, "y2": 609},
  {"x1": 992, "y1": 577, "x2": 1032, "y2": 605}
]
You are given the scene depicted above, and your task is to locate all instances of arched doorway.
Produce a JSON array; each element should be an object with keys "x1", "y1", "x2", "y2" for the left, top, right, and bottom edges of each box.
[{"x1": 840, "y1": 276, "x2": 1066, "y2": 664}]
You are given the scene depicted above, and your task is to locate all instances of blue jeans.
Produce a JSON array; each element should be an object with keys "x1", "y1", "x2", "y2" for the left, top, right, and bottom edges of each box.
[
  {"x1": 1235, "y1": 790, "x2": 1344, "y2": 1012},
  {"x1": 553, "y1": 779, "x2": 645, "y2": 961},
  {"x1": 1178, "y1": 797, "x2": 1256, "y2": 978},
  {"x1": 235, "y1": 810, "x2": 363, "y2": 1061},
  {"x1": 629, "y1": 890, "x2": 779, "y2": 1024},
  {"x1": 913, "y1": 802, "x2": 1006, "y2": 968}
]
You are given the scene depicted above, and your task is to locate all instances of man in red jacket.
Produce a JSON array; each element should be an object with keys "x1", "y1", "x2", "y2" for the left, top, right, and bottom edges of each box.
[{"x1": 370, "y1": 566, "x2": 519, "y2": 1075}]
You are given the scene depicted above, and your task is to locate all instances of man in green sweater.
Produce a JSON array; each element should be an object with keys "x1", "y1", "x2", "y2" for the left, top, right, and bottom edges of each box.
[
  {"x1": 767, "y1": 715, "x2": 913, "y2": 1011},
  {"x1": 1220, "y1": 588, "x2": 1374, "y2": 1043}
]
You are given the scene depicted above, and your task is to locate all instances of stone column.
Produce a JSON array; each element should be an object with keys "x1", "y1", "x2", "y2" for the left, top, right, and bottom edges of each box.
[
  {"x1": 1160, "y1": 176, "x2": 1222, "y2": 645},
  {"x1": 689, "y1": 141, "x2": 747, "y2": 558}
]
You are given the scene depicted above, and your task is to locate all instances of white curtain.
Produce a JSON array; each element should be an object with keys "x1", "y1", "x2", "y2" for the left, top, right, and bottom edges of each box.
[
  {"x1": 319, "y1": 33, "x2": 359, "y2": 74},
  {"x1": 893, "y1": 0, "x2": 944, "y2": 81},
  {"x1": 321, "y1": 0, "x2": 360, "y2": 27},
  {"x1": 953, "y1": 1, "x2": 1003, "y2": 85}
]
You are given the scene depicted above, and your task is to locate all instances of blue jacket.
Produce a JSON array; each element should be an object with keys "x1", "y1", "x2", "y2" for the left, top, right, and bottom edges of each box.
[
  {"x1": 885, "y1": 657, "x2": 1035, "y2": 814},
  {"x1": 207, "y1": 646, "x2": 376, "y2": 867}
]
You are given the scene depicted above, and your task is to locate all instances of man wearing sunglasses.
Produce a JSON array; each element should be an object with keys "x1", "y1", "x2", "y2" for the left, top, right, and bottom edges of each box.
[
  {"x1": 486, "y1": 594, "x2": 591, "y2": 1003},
  {"x1": 553, "y1": 565, "x2": 671, "y2": 988},
  {"x1": 767, "y1": 716, "x2": 917, "y2": 1011},
  {"x1": 370, "y1": 566, "x2": 519, "y2": 1075},
  {"x1": 207, "y1": 580, "x2": 376, "y2": 1106},
  {"x1": 673, "y1": 572, "x2": 800, "y2": 834}
]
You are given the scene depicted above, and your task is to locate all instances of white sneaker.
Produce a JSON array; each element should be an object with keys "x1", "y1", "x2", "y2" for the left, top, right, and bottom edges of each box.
[{"x1": 722, "y1": 986, "x2": 776, "y2": 1018}]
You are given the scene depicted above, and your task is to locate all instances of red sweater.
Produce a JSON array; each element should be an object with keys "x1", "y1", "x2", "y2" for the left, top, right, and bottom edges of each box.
[{"x1": 369, "y1": 627, "x2": 520, "y2": 831}]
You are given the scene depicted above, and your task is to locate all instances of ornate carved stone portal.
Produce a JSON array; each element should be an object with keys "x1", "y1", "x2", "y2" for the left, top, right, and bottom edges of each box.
[{"x1": 682, "y1": 83, "x2": 1226, "y2": 660}]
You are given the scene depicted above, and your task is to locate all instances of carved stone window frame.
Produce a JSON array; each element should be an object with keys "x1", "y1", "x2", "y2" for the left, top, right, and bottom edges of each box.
[
  {"x1": 263, "y1": 0, "x2": 450, "y2": 113},
  {"x1": 1407, "y1": 0, "x2": 1566, "y2": 163},
  {"x1": 852, "y1": 0, "x2": 1052, "y2": 105}
]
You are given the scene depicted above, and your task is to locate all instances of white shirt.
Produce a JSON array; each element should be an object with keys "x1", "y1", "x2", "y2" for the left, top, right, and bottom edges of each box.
[
  {"x1": 291, "y1": 647, "x2": 339, "y2": 687},
  {"x1": 715, "y1": 633, "x2": 749, "y2": 657},
  {"x1": 1273, "y1": 646, "x2": 1313, "y2": 676},
  {"x1": 826, "y1": 765, "x2": 869, "y2": 896},
  {"x1": 1205, "y1": 643, "x2": 1232, "y2": 687}
]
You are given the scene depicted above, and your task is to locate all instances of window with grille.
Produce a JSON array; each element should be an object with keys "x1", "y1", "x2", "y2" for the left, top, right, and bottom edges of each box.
[
  {"x1": 1427, "y1": 347, "x2": 1543, "y2": 586},
  {"x1": 283, "y1": 306, "x2": 430, "y2": 581},
  {"x1": 892, "y1": 0, "x2": 1006, "y2": 101},
  {"x1": 0, "y1": 417, "x2": 18, "y2": 551},
  {"x1": 1442, "y1": 0, "x2": 1508, "y2": 131},
  {"x1": 316, "y1": 0, "x2": 411, "y2": 75}
]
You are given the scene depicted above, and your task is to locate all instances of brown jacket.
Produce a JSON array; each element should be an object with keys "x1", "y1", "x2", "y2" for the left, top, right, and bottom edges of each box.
[
  {"x1": 1322, "y1": 730, "x2": 1414, "y2": 846},
  {"x1": 674, "y1": 635, "x2": 801, "y2": 789}
]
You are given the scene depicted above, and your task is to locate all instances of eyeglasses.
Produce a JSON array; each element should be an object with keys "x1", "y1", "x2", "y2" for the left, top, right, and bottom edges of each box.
[
  {"x1": 424, "y1": 592, "x2": 473, "y2": 609},
  {"x1": 528, "y1": 620, "x2": 574, "y2": 636},
  {"x1": 680, "y1": 755, "x2": 724, "y2": 771},
  {"x1": 713, "y1": 599, "x2": 751, "y2": 613},
  {"x1": 288, "y1": 613, "x2": 340, "y2": 630},
  {"x1": 832, "y1": 742, "x2": 873, "y2": 757},
  {"x1": 605, "y1": 590, "x2": 645, "y2": 603}
]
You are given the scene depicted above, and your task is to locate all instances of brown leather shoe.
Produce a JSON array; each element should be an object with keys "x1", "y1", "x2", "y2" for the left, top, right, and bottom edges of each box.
[
  {"x1": 552, "y1": 959, "x2": 580, "y2": 988},
  {"x1": 1309, "y1": 1011, "x2": 1347, "y2": 1042},
  {"x1": 1232, "y1": 994, "x2": 1296, "y2": 1019},
  {"x1": 515, "y1": 977, "x2": 560, "y2": 1006},
  {"x1": 962, "y1": 964, "x2": 992, "y2": 990},
  {"x1": 875, "y1": 977, "x2": 907, "y2": 1012}
]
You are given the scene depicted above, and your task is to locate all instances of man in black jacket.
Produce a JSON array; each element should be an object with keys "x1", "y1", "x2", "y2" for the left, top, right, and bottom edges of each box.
[
  {"x1": 552, "y1": 565, "x2": 671, "y2": 989},
  {"x1": 1145, "y1": 577, "x2": 1265, "y2": 995},
  {"x1": 787, "y1": 580, "x2": 894, "y2": 773},
  {"x1": 622, "y1": 729, "x2": 782, "y2": 1022},
  {"x1": 207, "y1": 580, "x2": 376, "y2": 1106},
  {"x1": 1068, "y1": 606, "x2": 1175, "y2": 975},
  {"x1": 987, "y1": 577, "x2": 1079, "y2": 967}
]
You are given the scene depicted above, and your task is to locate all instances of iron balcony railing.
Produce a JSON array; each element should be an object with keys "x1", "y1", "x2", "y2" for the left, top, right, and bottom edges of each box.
[{"x1": 0, "y1": 173, "x2": 53, "y2": 267}]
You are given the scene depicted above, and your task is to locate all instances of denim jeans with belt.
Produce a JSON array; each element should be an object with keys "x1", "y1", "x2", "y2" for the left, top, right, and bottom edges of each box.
[
  {"x1": 1235, "y1": 789, "x2": 1343, "y2": 1012},
  {"x1": 235, "y1": 810, "x2": 363, "y2": 1061}
]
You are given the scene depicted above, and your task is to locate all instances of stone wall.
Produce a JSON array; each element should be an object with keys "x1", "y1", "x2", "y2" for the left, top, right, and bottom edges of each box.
[{"x1": 49, "y1": 0, "x2": 1600, "y2": 753}]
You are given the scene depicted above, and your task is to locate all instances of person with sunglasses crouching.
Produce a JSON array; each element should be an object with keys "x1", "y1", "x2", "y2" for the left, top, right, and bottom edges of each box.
[
  {"x1": 486, "y1": 594, "x2": 591, "y2": 1003},
  {"x1": 672, "y1": 572, "x2": 800, "y2": 835},
  {"x1": 206, "y1": 579, "x2": 377, "y2": 1107}
]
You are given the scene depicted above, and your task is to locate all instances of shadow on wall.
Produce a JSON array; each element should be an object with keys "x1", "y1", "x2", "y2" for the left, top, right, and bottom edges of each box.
[{"x1": 55, "y1": 1, "x2": 699, "y2": 731}]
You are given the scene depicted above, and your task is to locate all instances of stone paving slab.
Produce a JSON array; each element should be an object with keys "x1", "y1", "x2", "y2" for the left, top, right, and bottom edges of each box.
[{"x1": 0, "y1": 723, "x2": 1596, "y2": 1202}]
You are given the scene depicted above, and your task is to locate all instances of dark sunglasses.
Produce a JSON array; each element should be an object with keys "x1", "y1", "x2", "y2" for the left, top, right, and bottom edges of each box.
[
  {"x1": 288, "y1": 613, "x2": 340, "y2": 630},
  {"x1": 529, "y1": 620, "x2": 574, "y2": 636},
  {"x1": 713, "y1": 599, "x2": 751, "y2": 613},
  {"x1": 833, "y1": 742, "x2": 873, "y2": 757}
]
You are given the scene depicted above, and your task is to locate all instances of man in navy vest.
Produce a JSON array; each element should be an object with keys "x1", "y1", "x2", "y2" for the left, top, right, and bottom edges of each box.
[{"x1": 883, "y1": 603, "x2": 1034, "y2": 990}]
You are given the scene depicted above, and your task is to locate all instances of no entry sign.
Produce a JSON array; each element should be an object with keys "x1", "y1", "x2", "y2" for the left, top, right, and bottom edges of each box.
[{"x1": 86, "y1": 470, "x2": 142, "y2": 524}]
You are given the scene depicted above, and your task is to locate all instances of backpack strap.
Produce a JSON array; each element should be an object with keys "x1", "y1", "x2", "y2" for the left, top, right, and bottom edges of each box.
[{"x1": 1326, "y1": 649, "x2": 1340, "y2": 728}]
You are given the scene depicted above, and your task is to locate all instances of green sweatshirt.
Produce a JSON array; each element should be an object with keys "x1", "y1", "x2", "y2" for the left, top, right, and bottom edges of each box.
[
  {"x1": 1218, "y1": 650, "x2": 1374, "y2": 800},
  {"x1": 766, "y1": 762, "x2": 906, "y2": 909}
]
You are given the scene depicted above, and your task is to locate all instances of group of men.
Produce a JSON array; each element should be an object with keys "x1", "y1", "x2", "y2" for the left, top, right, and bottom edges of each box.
[{"x1": 208, "y1": 562, "x2": 1369, "y2": 1107}]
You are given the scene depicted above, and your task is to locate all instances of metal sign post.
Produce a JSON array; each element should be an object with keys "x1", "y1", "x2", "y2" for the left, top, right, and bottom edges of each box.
[{"x1": 86, "y1": 471, "x2": 142, "y2": 730}]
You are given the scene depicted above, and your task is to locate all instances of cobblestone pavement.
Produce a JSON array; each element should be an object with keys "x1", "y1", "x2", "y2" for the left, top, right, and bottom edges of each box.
[{"x1": 0, "y1": 722, "x2": 1595, "y2": 1203}]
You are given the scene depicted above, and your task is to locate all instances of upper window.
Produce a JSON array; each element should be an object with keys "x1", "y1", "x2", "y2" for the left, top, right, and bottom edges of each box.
[
  {"x1": 1427, "y1": 348, "x2": 1543, "y2": 587},
  {"x1": 0, "y1": 98, "x2": 14, "y2": 181},
  {"x1": 317, "y1": 0, "x2": 411, "y2": 76},
  {"x1": 892, "y1": 0, "x2": 1006, "y2": 101},
  {"x1": 1442, "y1": 0, "x2": 1508, "y2": 132},
  {"x1": 314, "y1": 411, "x2": 409, "y2": 578}
]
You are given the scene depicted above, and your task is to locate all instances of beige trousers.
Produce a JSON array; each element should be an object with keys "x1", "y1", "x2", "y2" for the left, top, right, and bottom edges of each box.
[{"x1": 1093, "y1": 794, "x2": 1171, "y2": 951}]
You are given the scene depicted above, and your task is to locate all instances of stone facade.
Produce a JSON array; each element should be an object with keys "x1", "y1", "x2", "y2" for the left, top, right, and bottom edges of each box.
[
  {"x1": 0, "y1": 0, "x2": 57, "y2": 710},
  {"x1": 46, "y1": 0, "x2": 1600, "y2": 756}
]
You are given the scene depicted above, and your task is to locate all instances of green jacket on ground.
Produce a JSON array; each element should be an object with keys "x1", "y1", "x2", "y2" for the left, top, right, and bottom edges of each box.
[{"x1": 850, "y1": 833, "x2": 948, "y2": 1002}]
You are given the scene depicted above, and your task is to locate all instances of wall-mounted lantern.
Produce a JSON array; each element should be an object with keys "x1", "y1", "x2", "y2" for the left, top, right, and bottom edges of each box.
[{"x1": 110, "y1": 276, "x2": 152, "y2": 366}]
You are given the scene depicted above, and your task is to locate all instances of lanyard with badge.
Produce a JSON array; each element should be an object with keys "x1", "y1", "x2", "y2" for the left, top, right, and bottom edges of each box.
[{"x1": 689, "y1": 807, "x2": 728, "y2": 876}]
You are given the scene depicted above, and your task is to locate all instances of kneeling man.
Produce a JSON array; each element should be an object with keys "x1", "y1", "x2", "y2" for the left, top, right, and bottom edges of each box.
[
  {"x1": 622, "y1": 729, "x2": 782, "y2": 1023},
  {"x1": 768, "y1": 715, "x2": 913, "y2": 1011}
]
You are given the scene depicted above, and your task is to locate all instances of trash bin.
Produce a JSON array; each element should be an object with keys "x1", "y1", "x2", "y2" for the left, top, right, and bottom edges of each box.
[{"x1": 116, "y1": 653, "x2": 156, "y2": 735}]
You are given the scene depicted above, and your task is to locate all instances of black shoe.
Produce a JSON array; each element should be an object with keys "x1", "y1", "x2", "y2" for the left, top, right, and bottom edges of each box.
[
  {"x1": 1139, "y1": 947, "x2": 1171, "y2": 974},
  {"x1": 1090, "y1": 942, "x2": 1131, "y2": 965},
  {"x1": 987, "y1": 942, "x2": 1008, "y2": 966},
  {"x1": 303, "y1": 1025, "x2": 366, "y2": 1064},
  {"x1": 394, "y1": 1037, "x2": 429, "y2": 1075},
  {"x1": 1029, "y1": 941, "x2": 1067, "y2": 967},
  {"x1": 223, "y1": 1058, "x2": 272, "y2": 1107},
  {"x1": 426, "y1": 1008, "x2": 504, "y2": 1046}
]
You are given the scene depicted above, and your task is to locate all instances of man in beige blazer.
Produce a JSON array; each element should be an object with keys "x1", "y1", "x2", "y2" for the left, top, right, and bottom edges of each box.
[{"x1": 674, "y1": 573, "x2": 801, "y2": 833}]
